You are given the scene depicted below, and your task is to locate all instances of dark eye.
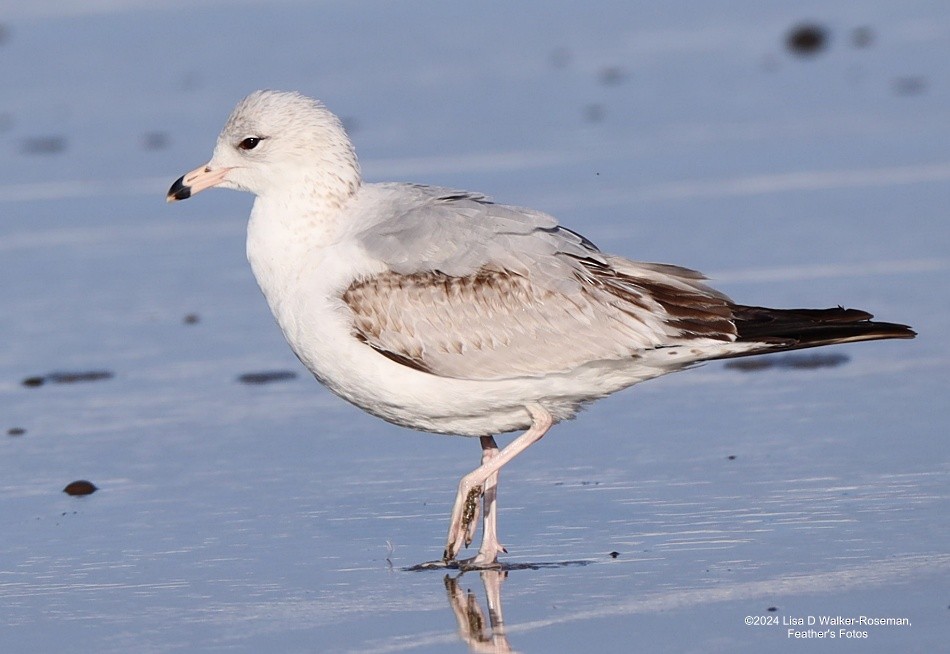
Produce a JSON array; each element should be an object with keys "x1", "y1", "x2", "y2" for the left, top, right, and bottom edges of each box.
[{"x1": 238, "y1": 136, "x2": 261, "y2": 150}]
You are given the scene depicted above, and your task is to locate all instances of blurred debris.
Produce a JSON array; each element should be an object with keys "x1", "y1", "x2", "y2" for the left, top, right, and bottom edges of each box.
[
  {"x1": 598, "y1": 66, "x2": 626, "y2": 86},
  {"x1": 179, "y1": 71, "x2": 203, "y2": 91},
  {"x1": 851, "y1": 26, "x2": 874, "y2": 48},
  {"x1": 786, "y1": 23, "x2": 829, "y2": 56},
  {"x1": 142, "y1": 131, "x2": 170, "y2": 150},
  {"x1": 47, "y1": 370, "x2": 114, "y2": 383},
  {"x1": 583, "y1": 103, "x2": 605, "y2": 123},
  {"x1": 21, "y1": 135, "x2": 67, "y2": 155},
  {"x1": 892, "y1": 76, "x2": 927, "y2": 96},
  {"x1": 22, "y1": 370, "x2": 114, "y2": 387},
  {"x1": 238, "y1": 370, "x2": 297, "y2": 385}
]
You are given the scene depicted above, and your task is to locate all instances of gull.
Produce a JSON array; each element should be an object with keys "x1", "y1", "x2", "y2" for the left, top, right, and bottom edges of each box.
[{"x1": 168, "y1": 90, "x2": 915, "y2": 568}]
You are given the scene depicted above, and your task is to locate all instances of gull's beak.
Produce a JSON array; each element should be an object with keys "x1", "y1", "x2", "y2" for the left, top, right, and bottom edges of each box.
[{"x1": 166, "y1": 164, "x2": 232, "y2": 202}]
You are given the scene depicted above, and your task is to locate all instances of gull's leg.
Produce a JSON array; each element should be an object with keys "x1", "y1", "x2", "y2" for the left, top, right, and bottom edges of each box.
[
  {"x1": 463, "y1": 437, "x2": 505, "y2": 568},
  {"x1": 462, "y1": 436, "x2": 498, "y2": 548},
  {"x1": 443, "y1": 404, "x2": 553, "y2": 565}
]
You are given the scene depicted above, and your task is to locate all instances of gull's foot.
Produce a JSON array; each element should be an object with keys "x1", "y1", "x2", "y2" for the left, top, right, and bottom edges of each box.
[
  {"x1": 457, "y1": 553, "x2": 503, "y2": 571},
  {"x1": 406, "y1": 541, "x2": 507, "y2": 571},
  {"x1": 405, "y1": 558, "x2": 456, "y2": 571},
  {"x1": 458, "y1": 532, "x2": 507, "y2": 571},
  {"x1": 405, "y1": 555, "x2": 504, "y2": 572}
]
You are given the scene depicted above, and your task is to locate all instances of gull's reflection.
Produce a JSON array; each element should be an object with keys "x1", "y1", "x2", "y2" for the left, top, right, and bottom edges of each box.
[
  {"x1": 415, "y1": 560, "x2": 589, "y2": 651},
  {"x1": 444, "y1": 570, "x2": 514, "y2": 653}
]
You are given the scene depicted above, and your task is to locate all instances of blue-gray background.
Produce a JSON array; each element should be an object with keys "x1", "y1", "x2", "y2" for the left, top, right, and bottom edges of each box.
[{"x1": 1, "y1": 1, "x2": 947, "y2": 652}]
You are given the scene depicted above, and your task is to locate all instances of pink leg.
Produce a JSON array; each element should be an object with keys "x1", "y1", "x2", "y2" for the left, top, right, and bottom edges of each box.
[
  {"x1": 476, "y1": 436, "x2": 504, "y2": 564},
  {"x1": 462, "y1": 436, "x2": 500, "y2": 549},
  {"x1": 443, "y1": 404, "x2": 553, "y2": 565},
  {"x1": 460, "y1": 436, "x2": 505, "y2": 568}
]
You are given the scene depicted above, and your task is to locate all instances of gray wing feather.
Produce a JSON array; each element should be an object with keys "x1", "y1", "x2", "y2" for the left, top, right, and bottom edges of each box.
[
  {"x1": 357, "y1": 184, "x2": 603, "y2": 281},
  {"x1": 346, "y1": 184, "x2": 737, "y2": 380}
]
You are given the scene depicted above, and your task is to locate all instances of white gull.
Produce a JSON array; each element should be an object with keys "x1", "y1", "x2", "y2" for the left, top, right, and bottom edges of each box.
[{"x1": 168, "y1": 90, "x2": 915, "y2": 568}]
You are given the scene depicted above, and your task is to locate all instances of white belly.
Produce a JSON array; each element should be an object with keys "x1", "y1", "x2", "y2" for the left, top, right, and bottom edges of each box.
[{"x1": 246, "y1": 207, "x2": 673, "y2": 436}]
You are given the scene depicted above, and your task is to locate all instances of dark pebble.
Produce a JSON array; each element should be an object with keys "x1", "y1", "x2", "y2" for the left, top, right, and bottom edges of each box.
[
  {"x1": 63, "y1": 480, "x2": 97, "y2": 496},
  {"x1": 183, "y1": 313, "x2": 200, "y2": 325},
  {"x1": 609, "y1": 551, "x2": 620, "y2": 559},
  {"x1": 786, "y1": 23, "x2": 829, "y2": 56},
  {"x1": 21, "y1": 135, "x2": 67, "y2": 155},
  {"x1": 238, "y1": 370, "x2": 297, "y2": 385},
  {"x1": 7, "y1": 427, "x2": 26, "y2": 436}
]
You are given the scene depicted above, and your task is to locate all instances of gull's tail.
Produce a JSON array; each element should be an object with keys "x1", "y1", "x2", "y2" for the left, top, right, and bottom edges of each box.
[{"x1": 716, "y1": 305, "x2": 916, "y2": 359}]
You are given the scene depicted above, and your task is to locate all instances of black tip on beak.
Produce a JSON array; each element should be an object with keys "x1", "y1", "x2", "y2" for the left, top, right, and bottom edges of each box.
[{"x1": 166, "y1": 175, "x2": 191, "y2": 202}]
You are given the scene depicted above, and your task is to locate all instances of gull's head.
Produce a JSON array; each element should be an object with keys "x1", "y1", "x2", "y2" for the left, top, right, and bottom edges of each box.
[{"x1": 167, "y1": 90, "x2": 360, "y2": 204}]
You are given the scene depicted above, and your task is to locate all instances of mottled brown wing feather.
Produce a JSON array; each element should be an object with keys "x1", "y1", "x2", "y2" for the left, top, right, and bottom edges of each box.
[{"x1": 341, "y1": 261, "x2": 741, "y2": 380}]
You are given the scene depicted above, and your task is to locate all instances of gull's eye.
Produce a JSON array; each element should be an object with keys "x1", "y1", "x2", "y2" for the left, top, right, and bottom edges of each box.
[{"x1": 238, "y1": 136, "x2": 262, "y2": 151}]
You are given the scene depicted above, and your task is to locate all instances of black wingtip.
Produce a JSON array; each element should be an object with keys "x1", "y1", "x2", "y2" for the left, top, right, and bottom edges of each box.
[
  {"x1": 166, "y1": 175, "x2": 191, "y2": 202},
  {"x1": 732, "y1": 305, "x2": 917, "y2": 348}
]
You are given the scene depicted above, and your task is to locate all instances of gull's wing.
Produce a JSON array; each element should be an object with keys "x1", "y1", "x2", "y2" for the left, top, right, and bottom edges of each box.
[
  {"x1": 343, "y1": 185, "x2": 737, "y2": 380},
  {"x1": 355, "y1": 184, "x2": 600, "y2": 282}
]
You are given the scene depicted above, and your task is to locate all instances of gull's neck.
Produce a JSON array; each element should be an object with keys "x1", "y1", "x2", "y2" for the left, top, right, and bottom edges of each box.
[
  {"x1": 250, "y1": 149, "x2": 362, "y2": 236},
  {"x1": 245, "y1": 168, "x2": 362, "y2": 308}
]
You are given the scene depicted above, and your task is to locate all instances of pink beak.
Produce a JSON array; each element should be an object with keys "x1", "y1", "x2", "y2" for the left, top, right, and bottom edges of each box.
[{"x1": 167, "y1": 164, "x2": 232, "y2": 202}]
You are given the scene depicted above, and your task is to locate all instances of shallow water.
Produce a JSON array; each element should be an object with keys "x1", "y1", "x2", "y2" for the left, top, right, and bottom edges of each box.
[{"x1": 2, "y1": 1, "x2": 948, "y2": 652}]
